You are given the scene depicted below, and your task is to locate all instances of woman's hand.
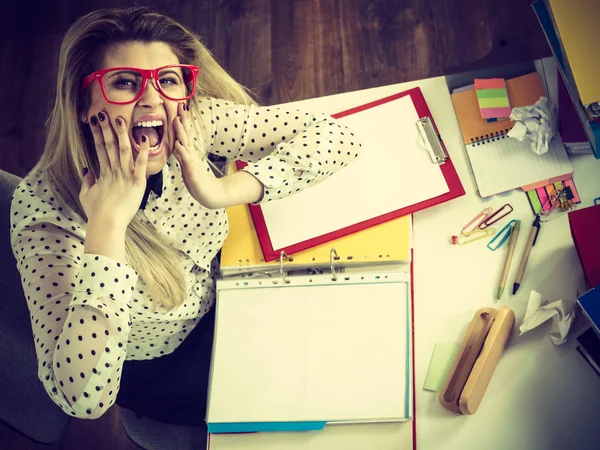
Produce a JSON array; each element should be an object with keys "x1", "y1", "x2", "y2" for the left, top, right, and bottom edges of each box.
[
  {"x1": 80, "y1": 110, "x2": 150, "y2": 230},
  {"x1": 172, "y1": 102, "x2": 264, "y2": 208},
  {"x1": 172, "y1": 102, "x2": 224, "y2": 209}
]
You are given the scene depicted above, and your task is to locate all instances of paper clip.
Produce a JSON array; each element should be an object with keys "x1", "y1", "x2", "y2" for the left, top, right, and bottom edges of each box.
[
  {"x1": 461, "y1": 208, "x2": 493, "y2": 235},
  {"x1": 451, "y1": 228, "x2": 497, "y2": 245},
  {"x1": 478, "y1": 204, "x2": 513, "y2": 230},
  {"x1": 487, "y1": 220, "x2": 516, "y2": 250}
]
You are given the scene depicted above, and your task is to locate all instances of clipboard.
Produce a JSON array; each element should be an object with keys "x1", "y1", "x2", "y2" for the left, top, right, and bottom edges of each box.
[{"x1": 238, "y1": 87, "x2": 465, "y2": 262}]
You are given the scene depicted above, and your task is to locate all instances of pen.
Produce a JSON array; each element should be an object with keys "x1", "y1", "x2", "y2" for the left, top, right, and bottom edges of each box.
[
  {"x1": 512, "y1": 215, "x2": 541, "y2": 295},
  {"x1": 497, "y1": 220, "x2": 520, "y2": 299}
]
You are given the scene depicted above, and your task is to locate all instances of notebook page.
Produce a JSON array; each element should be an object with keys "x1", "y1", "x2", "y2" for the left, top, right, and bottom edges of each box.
[
  {"x1": 208, "y1": 277, "x2": 409, "y2": 423},
  {"x1": 259, "y1": 94, "x2": 449, "y2": 250},
  {"x1": 466, "y1": 135, "x2": 572, "y2": 197}
]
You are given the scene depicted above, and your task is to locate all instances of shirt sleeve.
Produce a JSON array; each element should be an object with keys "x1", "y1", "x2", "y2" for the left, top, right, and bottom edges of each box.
[
  {"x1": 10, "y1": 195, "x2": 138, "y2": 419},
  {"x1": 193, "y1": 97, "x2": 362, "y2": 204}
]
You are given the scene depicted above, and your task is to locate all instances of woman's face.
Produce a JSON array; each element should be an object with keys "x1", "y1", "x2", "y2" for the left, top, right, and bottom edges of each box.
[{"x1": 85, "y1": 41, "x2": 184, "y2": 177}]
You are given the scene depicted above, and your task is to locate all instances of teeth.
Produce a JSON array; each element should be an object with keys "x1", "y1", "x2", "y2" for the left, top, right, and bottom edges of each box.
[{"x1": 134, "y1": 119, "x2": 163, "y2": 128}]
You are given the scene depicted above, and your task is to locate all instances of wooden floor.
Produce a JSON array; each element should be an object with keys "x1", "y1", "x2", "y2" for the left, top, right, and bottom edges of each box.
[{"x1": 0, "y1": 0, "x2": 549, "y2": 448}]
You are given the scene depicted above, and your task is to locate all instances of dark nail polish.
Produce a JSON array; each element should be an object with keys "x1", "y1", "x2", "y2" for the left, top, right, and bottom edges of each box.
[
  {"x1": 116, "y1": 118, "x2": 122, "y2": 127},
  {"x1": 185, "y1": 104, "x2": 189, "y2": 111},
  {"x1": 98, "y1": 112, "x2": 105, "y2": 121},
  {"x1": 142, "y1": 135, "x2": 147, "y2": 143},
  {"x1": 90, "y1": 116, "x2": 98, "y2": 126},
  {"x1": 82, "y1": 168, "x2": 89, "y2": 176}
]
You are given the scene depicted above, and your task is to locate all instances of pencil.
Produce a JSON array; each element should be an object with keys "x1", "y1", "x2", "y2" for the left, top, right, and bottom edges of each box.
[{"x1": 497, "y1": 220, "x2": 520, "y2": 300}]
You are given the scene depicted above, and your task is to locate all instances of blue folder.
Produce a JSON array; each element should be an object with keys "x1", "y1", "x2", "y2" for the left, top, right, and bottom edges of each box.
[{"x1": 578, "y1": 286, "x2": 600, "y2": 335}]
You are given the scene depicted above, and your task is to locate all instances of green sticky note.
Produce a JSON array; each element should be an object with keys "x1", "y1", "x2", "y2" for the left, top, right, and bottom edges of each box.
[
  {"x1": 475, "y1": 88, "x2": 509, "y2": 99},
  {"x1": 527, "y1": 189, "x2": 542, "y2": 215},
  {"x1": 476, "y1": 97, "x2": 510, "y2": 108},
  {"x1": 423, "y1": 343, "x2": 460, "y2": 392}
]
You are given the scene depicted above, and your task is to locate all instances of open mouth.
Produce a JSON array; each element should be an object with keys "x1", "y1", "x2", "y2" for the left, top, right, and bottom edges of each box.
[{"x1": 130, "y1": 120, "x2": 165, "y2": 154}]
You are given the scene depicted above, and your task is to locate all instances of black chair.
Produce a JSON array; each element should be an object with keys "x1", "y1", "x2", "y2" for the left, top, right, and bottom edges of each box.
[
  {"x1": 0, "y1": 169, "x2": 72, "y2": 443},
  {"x1": 119, "y1": 407, "x2": 207, "y2": 450}
]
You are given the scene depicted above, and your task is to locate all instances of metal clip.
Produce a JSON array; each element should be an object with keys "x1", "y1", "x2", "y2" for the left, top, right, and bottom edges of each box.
[{"x1": 416, "y1": 117, "x2": 448, "y2": 164}]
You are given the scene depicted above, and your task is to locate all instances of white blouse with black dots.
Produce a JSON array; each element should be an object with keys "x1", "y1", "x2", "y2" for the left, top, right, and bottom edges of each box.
[{"x1": 9, "y1": 97, "x2": 361, "y2": 419}]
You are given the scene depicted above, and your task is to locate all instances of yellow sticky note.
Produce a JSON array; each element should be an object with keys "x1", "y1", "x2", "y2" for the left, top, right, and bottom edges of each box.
[{"x1": 423, "y1": 343, "x2": 460, "y2": 392}]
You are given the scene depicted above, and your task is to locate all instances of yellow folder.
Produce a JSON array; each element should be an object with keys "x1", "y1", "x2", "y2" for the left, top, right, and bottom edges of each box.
[
  {"x1": 220, "y1": 201, "x2": 411, "y2": 275},
  {"x1": 549, "y1": 0, "x2": 600, "y2": 105}
]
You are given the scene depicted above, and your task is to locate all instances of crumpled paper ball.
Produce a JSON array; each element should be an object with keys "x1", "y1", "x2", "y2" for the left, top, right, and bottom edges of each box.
[{"x1": 507, "y1": 97, "x2": 558, "y2": 155}]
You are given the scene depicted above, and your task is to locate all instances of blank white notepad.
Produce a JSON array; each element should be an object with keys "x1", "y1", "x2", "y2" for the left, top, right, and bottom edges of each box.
[
  {"x1": 260, "y1": 94, "x2": 450, "y2": 250},
  {"x1": 466, "y1": 135, "x2": 572, "y2": 197},
  {"x1": 207, "y1": 271, "x2": 412, "y2": 427}
]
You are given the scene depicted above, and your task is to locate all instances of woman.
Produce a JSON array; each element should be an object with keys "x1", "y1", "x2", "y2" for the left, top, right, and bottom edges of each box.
[{"x1": 9, "y1": 7, "x2": 360, "y2": 426}]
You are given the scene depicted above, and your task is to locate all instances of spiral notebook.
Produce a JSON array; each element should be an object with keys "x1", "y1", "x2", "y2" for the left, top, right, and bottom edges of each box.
[
  {"x1": 206, "y1": 270, "x2": 413, "y2": 433},
  {"x1": 451, "y1": 72, "x2": 573, "y2": 198}
]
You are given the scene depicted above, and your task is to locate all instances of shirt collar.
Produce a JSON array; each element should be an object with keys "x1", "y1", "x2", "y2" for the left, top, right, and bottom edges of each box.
[{"x1": 140, "y1": 171, "x2": 163, "y2": 210}]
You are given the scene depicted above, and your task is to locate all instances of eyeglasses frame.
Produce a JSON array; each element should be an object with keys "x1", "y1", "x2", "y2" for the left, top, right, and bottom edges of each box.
[{"x1": 81, "y1": 64, "x2": 200, "y2": 105}]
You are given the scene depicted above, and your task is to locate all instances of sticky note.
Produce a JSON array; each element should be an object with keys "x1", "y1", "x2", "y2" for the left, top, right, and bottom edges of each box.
[
  {"x1": 546, "y1": 184, "x2": 557, "y2": 208},
  {"x1": 474, "y1": 78, "x2": 511, "y2": 119},
  {"x1": 528, "y1": 189, "x2": 543, "y2": 215},
  {"x1": 423, "y1": 343, "x2": 460, "y2": 392},
  {"x1": 524, "y1": 178, "x2": 581, "y2": 215},
  {"x1": 537, "y1": 186, "x2": 551, "y2": 211}
]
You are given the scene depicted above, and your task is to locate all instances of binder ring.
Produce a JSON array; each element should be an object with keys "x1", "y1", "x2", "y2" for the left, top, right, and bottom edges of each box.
[
  {"x1": 279, "y1": 251, "x2": 290, "y2": 284},
  {"x1": 330, "y1": 248, "x2": 338, "y2": 281}
]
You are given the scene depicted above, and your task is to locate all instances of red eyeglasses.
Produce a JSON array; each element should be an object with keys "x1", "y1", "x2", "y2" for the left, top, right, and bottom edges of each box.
[{"x1": 81, "y1": 64, "x2": 200, "y2": 105}]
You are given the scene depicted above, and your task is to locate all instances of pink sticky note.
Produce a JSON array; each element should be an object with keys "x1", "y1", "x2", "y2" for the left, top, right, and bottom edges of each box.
[
  {"x1": 481, "y1": 107, "x2": 512, "y2": 119},
  {"x1": 536, "y1": 186, "x2": 551, "y2": 211},
  {"x1": 474, "y1": 78, "x2": 507, "y2": 89}
]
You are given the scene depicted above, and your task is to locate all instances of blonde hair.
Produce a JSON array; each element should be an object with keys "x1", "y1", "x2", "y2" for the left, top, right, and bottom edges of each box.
[{"x1": 32, "y1": 7, "x2": 256, "y2": 310}]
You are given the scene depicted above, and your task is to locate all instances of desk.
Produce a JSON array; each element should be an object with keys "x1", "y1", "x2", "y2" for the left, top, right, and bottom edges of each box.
[
  {"x1": 412, "y1": 83, "x2": 600, "y2": 450},
  {"x1": 209, "y1": 63, "x2": 600, "y2": 450}
]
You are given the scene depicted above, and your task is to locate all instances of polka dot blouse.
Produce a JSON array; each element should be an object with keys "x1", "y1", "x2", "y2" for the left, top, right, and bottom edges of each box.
[{"x1": 9, "y1": 97, "x2": 361, "y2": 419}]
